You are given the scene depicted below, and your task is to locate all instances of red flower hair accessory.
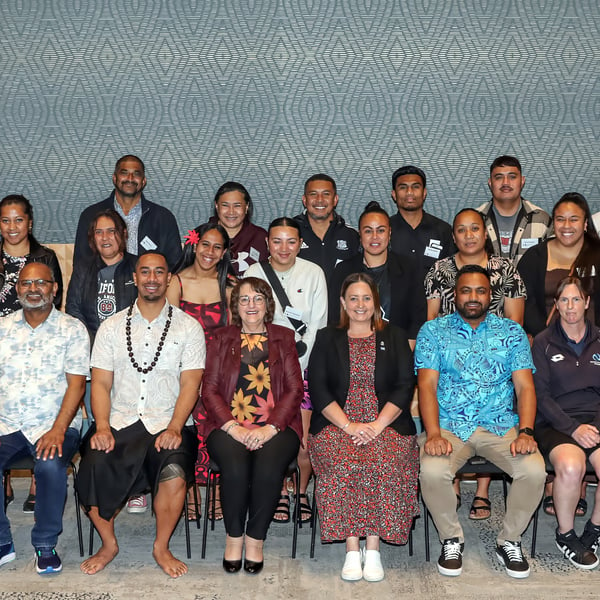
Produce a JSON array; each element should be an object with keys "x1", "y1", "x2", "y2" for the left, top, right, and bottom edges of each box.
[{"x1": 184, "y1": 229, "x2": 200, "y2": 246}]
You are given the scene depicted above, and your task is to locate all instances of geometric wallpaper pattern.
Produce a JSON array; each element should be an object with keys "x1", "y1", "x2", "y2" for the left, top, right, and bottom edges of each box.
[{"x1": 1, "y1": 1, "x2": 599, "y2": 243}]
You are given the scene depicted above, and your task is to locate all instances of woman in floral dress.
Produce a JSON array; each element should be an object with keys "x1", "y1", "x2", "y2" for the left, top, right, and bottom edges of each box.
[
  {"x1": 308, "y1": 272, "x2": 419, "y2": 582},
  {"x1": 201, "y1": 277, "x2": 303, "y2": 574}
]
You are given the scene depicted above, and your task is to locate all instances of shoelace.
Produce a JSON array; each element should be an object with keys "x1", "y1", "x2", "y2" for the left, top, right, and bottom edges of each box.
[
  {"x1": 443, "y1": 541, "x2": 462, "y2": 559},
  {"x1": 502, "y1": 541, "x2": 524, "y2": 561}
]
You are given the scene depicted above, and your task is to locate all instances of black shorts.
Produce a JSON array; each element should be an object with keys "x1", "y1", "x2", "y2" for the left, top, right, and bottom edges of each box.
[{"x1": 536, "y1": 422, "x2": 600, "y2": 459}]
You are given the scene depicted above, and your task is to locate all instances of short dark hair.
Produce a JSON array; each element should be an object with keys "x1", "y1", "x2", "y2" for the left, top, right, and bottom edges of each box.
[
  {"x1": 392, "y1": 165, "x2": 426, "y2": 189},
  {"x1": 267, "y1": 216, "x2": 302, "y2": 237},
  {"x1": 455, "y1": 264, "x2": 491, "y2": 290},
  {"x1": 338, "y1": 272, "x2": 385, "y2": 331},
  {"x1": 135, "y1": 251, "x2": 169, "y2": 270},
  {"x1": 213, "y1": 181, "x2": 254, "y2": 221},
  {"x1": 489, "y1": 155, "x2": 522, "y2": 175},
  {"x1": 304, "y1": 173, "x2": 337, "y2": 195},
  {"x1": 87, "y1": 209, "x2": 128, "y2": 256},
  {"x1": 230, "y1": 277, "x2": 276, "y2": 326},
  {"x1": 115, "y1": 154, "x2": 145, "y2": 174},
  {"x1": 358, "y1": 201, "x2": 390, "y2": 228}
]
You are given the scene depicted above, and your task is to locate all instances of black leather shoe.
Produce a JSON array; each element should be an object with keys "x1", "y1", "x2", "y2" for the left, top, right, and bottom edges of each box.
[
  {"x1": 244, "y1": 558, "x2": 264, "y2": 574},
  {"x1": 222, "y1": 557, "x2": 242, "y2": 573}
]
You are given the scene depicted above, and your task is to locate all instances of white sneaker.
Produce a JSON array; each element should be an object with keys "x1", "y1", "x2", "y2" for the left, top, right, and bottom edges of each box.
[
  {"x1": 363, "y1": 549, "x2": 384, "y2": 581},
  {"x1": 341, "y1": 550, "x2": 362, "y2": 581},
  {"x1": 126, "y1": 495, "x2": 148, "y2": 514}
]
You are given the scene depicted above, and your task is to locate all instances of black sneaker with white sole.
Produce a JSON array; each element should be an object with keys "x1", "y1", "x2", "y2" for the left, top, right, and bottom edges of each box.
[
  {"x1": 579, "y1": 520, "x2": 600, "y2": 555},
  {"x1": 495, "y1": 540, "x2": 530, "y2": 578},
  {"x1": 555, "y1": 529, "x2": 599, "y2": 569},
  {"x1": 437, "y1": 537, "x2": 464, "y2": 576}
]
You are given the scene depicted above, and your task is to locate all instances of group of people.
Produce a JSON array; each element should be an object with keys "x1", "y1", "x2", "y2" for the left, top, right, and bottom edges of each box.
[{"x1": 1, "y1": 153, "x2": 600, "y2": 584}]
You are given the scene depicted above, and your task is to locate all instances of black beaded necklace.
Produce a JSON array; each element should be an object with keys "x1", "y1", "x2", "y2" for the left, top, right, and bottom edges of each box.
[{"x1": 125, "y1": 303, "x2": 173, "y2": 374}]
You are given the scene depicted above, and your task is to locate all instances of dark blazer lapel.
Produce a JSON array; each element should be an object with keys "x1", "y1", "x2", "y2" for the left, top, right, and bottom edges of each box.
[{"x1": 333, "y1": 328, "x2": 350, "y2": 389}]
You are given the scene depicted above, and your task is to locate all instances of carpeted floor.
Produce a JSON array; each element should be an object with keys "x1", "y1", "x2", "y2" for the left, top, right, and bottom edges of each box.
[{"x1": 2, "y1": 475, "x2": 599, "y2": 599}]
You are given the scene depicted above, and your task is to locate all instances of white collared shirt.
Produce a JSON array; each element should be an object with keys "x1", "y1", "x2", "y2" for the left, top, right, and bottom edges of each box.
[
  {"x1": 0, "y1": 307, "x2": 90, "y2": 443},
  {"x1": 91, "y1": 300, "x2": 206, "y2": 433}
]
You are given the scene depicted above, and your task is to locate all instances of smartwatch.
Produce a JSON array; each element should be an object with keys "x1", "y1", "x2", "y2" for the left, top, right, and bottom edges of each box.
[{"x1": 518, "y1": 427, "x2": 534, "y2": 436}]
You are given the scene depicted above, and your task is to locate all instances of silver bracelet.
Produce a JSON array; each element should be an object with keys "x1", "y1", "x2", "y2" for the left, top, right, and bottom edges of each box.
[
  {"x1": 342, "y1": 422, "x2": 351, "y2": 430},
  {"x1": 268, "y1": 424, "x2": 280, "y2": 433},
  {"x1": 225, "y1": 422, "x2": 240, "y2": 435}
]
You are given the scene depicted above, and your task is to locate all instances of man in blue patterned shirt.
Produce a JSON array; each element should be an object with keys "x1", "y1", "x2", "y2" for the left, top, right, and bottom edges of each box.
[
  {"x1": 415, "y1": 264, "x2": 545, "y2": 579},
  {"x1": 0, "y1": 262, "x2": 89, "y2": 575}
]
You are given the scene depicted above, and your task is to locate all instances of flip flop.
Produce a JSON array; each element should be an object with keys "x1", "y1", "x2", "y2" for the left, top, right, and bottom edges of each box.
[{"x1": 469, "y1": 496, "x2": 491, "y2": 520}]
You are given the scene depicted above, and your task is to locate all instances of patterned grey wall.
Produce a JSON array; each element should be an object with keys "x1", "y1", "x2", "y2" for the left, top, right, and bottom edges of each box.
[{"x1": 1, "y1": 0, "x2": 598, "y2": 243}]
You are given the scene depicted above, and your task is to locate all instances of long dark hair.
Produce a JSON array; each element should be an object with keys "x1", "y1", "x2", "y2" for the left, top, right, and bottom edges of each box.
[
  {"x1": 0, "y1": 194, "x2": 38, "y2": 248},
  {"x1": 553, "y1": 193, "x2": 600, "y2": 280},
  {"x1": 173, "y1": 222, "x2": 235, "y2": 326}
]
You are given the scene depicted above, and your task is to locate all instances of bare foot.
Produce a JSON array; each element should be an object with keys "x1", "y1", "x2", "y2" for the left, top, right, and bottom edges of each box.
[
  {"x1": 153, "y1": 546, "x2": 187, "y2": 578},
  {"x1": 80, "y1": 542, "x2": 119, "y2": 575}
]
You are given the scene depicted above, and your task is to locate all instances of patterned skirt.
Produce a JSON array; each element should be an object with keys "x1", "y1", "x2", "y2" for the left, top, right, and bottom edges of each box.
[{"x1": 309, "y1": 426, "x2": 419, "y2": 544}]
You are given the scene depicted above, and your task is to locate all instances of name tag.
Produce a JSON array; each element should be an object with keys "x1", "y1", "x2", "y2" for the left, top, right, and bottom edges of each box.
[
  {"x1": 249, "y1": 246, "x2": 260, "y2": 262},
  {"x1": 284, "y1": 306, "x2": 303, "y2": 320},
  {"x1": 520, "y1": 238, "x2": 538, "y2": 249},
  {"x1": 424, "y1": 239, "x2": 442, "y2": 259},
  {"x1": 140, "y1": 236, "x2": 158, "y2": 251}
]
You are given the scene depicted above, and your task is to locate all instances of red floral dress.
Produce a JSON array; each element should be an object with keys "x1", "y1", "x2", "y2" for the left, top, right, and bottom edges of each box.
[
  {"x1": 179, "y1": 297, "x2": 226, "y2": 484},
  {"x1": 309, "y1": 334, "x2": 419, "y2": 544}
]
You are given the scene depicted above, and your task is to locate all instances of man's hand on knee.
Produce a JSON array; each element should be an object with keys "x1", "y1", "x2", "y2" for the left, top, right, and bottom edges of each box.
[
  {"x1": 425, "y1": 434, "x2": 453, "y2": 456},
  {"x1": 155, "y1": 428, "x2": 182, "y2": 451}
]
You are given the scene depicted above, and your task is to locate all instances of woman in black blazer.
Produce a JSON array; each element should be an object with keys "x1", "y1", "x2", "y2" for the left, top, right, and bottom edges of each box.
[{"x1": 308, "y1": 272, "x2": 419, "y2": 583}]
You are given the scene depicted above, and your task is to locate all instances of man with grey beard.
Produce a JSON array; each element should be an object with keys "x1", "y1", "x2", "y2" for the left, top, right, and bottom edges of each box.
[{"x1": 0, "y1": 262, "x2": 89, "y2": 574}]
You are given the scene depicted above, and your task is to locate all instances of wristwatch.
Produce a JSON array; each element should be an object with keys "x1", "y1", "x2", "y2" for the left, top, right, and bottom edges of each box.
[{"x1": 518, "y1": 427, "x2": 534, "y2": 436}]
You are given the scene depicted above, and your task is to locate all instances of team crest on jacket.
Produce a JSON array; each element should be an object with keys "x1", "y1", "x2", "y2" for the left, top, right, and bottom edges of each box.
[{"x1": 336, "y1": 240, "x2": 348, "y2": 250}]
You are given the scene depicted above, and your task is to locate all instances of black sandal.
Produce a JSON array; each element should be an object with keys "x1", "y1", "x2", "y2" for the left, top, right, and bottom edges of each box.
[
  {"x1": 469, "y1": 496, "x2": 491, "y2": 520},
  {"x1": 543, "y1": 495, "x2": 555, "y2": 516},
  {"x1": 272, "y1": 494, "x2": 290, "y2": 523},
  {"x1": 298, "y1": 493, "x2": 312, "y2": 523},
  {"x1": 576, "y1": 497, "x2": 588, "y2": 517}
]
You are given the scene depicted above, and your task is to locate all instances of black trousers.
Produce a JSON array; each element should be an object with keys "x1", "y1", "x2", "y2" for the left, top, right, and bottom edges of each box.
[{"x1": 206, "y1": 428, "x2": 300, "y2": 539}]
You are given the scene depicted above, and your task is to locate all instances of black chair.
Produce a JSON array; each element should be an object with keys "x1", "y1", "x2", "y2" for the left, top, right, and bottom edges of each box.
[
  {"x1": 309, "y1": 476, "x2": 415, "y2": 559},
  {"x1": 2, "y1": 455, "x2": 84, "y2": 557},
  {"x1": 201, "y1": 457, "x2": 301, "y2": 559},
  {"x1": 87, "y1": 483, "x2": 197, "y2": 559},
  {"x1": 529, "y1": 455, "x2": 598, "y2": 558},
  {"x1": 423, "y1": 455, "x2": 509, "y2": 561}
]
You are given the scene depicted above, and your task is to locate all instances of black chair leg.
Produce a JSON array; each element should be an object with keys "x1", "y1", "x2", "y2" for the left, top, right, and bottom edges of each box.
[
  {"x1": 70, "y1": 462, "x2": 84, "y2": 557},
  {"x1": 291, "y1": 465, "x2": 300, "y2": 558},
  {"x1": 309, "y1": 486, "x2": 318, "y2": 558},
  {"x1": 201, "y1": 469, "x2": 213, "y2": 559},
  {"x1": 183, "y1": 491, "x2": 191, "y2": 559},
  {"x1": 424, "y1": 502, "x2": 430, "y2": 562}
]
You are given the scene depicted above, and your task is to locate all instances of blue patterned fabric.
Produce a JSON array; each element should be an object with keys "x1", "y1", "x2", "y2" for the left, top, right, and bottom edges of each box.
[{"x1": 415, "y1": 312, "x2": 534, "y2": 441}]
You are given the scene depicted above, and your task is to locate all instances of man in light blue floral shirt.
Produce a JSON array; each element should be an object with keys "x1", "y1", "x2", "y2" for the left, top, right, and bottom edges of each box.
[
  {"x1": 415, "y1": 265, "x2": 545, "y2": 579},
  {"x1": 0, "y1": 262, "x2": 89, "y2": 574}
]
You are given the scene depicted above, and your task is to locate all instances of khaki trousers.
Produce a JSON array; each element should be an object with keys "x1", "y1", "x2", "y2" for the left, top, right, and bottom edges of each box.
[{"x1": 418, "y1": 426, "x2": 546, "y2": 545}]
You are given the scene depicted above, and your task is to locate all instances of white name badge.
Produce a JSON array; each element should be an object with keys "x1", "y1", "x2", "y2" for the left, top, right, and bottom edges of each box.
[
  {"x1": 521, "y1": 238, "x2": 538, "y2": 249},
  {"x1": 284, "y1": 306, "x2": 303, "y2": 320},
  {"x1": 140, "y1": 236, "x2": 158, "y2": 251},
  {"x1": 249, "y1": 246, "x2": 260, "y2": 262},
  {"x1": 424, "y1": 239, "x2": 442, "y2": 259},
  {"x1": 424, "y1": 246, "x2": 441, "y2": 259}
]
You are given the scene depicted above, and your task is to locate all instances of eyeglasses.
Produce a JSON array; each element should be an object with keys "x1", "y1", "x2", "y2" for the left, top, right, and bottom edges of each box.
[
  {"x1": 18, "y1": 279, "x2": 53, "y2": 288},
  {"x1": 239, "y1": 294, "x2": 266, "y2": 306}
]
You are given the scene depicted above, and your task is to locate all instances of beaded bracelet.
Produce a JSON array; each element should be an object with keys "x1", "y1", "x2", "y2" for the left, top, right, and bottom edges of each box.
[{"x1": 225, "y1": 422, "x2": 240, "y2": 435}]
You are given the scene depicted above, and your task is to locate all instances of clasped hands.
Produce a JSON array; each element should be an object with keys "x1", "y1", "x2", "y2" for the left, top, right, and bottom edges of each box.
[
  {"x1": 344, "y1": 422, "x2": 381, "y2": 446},
  {"x1": 229, "y1": 424, "x2": 276, "y2": 450}
]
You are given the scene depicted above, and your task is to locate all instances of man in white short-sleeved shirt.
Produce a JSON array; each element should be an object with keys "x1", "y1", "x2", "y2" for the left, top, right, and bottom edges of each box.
[{"x1": 77, "y1": 252, "x2": 205, "y2": 578}]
